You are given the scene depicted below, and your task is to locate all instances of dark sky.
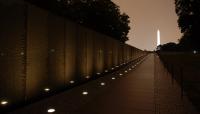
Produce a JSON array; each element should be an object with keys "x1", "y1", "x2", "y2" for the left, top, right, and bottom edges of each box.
[{"x1": 112, "y1": 0, "x2": 182, "y2": 50}]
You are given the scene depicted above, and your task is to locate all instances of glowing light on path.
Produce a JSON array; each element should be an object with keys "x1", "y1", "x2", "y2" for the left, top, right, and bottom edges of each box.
[
  {"x1": 100, "y1": 82, "x2": 106, "y2": 86},
  {"x1": 82, "y1": 91, "x2": 88, "y2": 95},
  {"x1": 44, "y1": 88, "x2": 50, "y2": 92},
  {"x1": 47, "y1": 108, "x2": 56, "y2": 113},
  {"x1": 112, "y1": 77, "x2": 116, "y2": 80},
  {"x1": 1, "y1": 100, "x2": 8, "y2": 106}
]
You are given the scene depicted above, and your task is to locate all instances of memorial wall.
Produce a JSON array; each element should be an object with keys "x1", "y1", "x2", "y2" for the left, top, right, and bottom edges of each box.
[{"x1": 0, "y1": 0, "x2": 146, "y2": 109}]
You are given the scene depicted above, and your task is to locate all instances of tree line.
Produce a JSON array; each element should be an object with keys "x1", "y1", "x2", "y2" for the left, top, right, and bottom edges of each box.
[
  {"x1": 26, "y1": 0, "x2": 130, "y2": 43},
  {"x1": 158, "y1": 0, "x2": 200, "y2": 52}
]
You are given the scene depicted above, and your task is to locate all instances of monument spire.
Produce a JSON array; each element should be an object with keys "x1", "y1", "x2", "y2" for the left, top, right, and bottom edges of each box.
[{"x1": 157, "y1": 29, "x2": 160, "y2": 46}]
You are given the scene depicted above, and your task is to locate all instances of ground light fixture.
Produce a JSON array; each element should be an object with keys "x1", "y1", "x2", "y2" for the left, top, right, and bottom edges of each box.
[
  {"x1": 85, "y1": 76, "x2": 90, "y2": 79},
  {"x1": 82, "y1": 91, "x2": 88, "y2": 95},
  {"x1": 1, "y1": 100, "x2": 8, "y2": 106},
  {"x1": 20, "y1": 52, "x2": 24, "y2": 55},
  {"x1": 100, "y1": 82, "x2": 106, "y2": 86},
  {"x1": 50, "y1": 49, "x2": 56, "y2": 53},
  {"x1": 47, "y1": 108, "x2": 56, "y2": 113},
  {"x1": 44, "y1": 88, "x2": 50, "y2": 92},
  {"x1": 193, "y1": 50, "x2": 197, "y2": 54},
  {"x1": 96, "y1": 73, "x2": 101, "y2": 75},
  {"x1": 70, "y1": 80, "x2": 75, "y2": 84},
  {"x1": 0, "y1": 52, "x2": 4, "y2": 56}
]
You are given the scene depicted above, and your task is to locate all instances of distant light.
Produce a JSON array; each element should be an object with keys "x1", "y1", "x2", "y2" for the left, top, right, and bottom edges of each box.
[
  {"x1": 193, "y1": 50, "x2": 197, "y2": 54},
  {"x1": 97, "y1": 73, "x2": 101, "y2": 75},
  {"x1": 67, "y1": 0, "x2": 71, "y2": 4},
  {"x1": 189, "y1": 11, "x2": 194, "y2": 15},
  {"x1": 82, "y1": 91, "x2": 88, "y2": 95},
  {"x1": 112, "y1": 77, "x2": 116, "y2": 80},
  {"x1": 44, "y1": 88, "x2": 50, "y2": 92},
  {"x1": 105, "y1": 70, "x2": 108, "y2": 73},
  {"x1": 100, "y1": 82, "x2": 106, "y2": 86},
  {"x1": 116, "y1": 66, "x2": 119, "y2": 68},
  {"x1": 85, "y1": 76, "x2": 90, "y2": 79},
  {"x1": 129, "y1": 68, "x2": 132, "y2": 71},
  {"x1": 70, "y1": 80, "x2": 75, "y2": 84},
  {"x1": 20, "y1": 52, "x2": 24, "y2": 55},
  {"x1": 47, "y1": 108, "x2": 56, "y2": 113},
  {"x1": 124, "y1": 70, "x2": 128, "y2": 73},
  {"x1": 111, "y1": 68, "x2": 114, "y2": 70},
  {"x1": 1, "y1": 100, "x2": 8, "y2": 106},
  {"x1": 50, "y1": 49, "x2": 55, "y2": 53},
  {"x1": 119, "y1": 73, "x2": 123, "y2": 76},
  {"x1": 0, "y1": 53, "x2": 4, "y2": 56}
]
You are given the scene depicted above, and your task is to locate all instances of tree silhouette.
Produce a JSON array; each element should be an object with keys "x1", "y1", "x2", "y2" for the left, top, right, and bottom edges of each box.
[
  {"x1": 175, "y1": 0, "x2": 200, "y2": 50},
  {"x1": 26, "y1": 0, "x2": 130, "y2": 42},
  {"x1": 157, "y1": 42, "x2": 179, "y2": 52}
]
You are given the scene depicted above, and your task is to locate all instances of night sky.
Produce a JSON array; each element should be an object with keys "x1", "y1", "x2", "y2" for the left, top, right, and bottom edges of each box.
[{"x1": 112, "y1": 0, "x2": 182, "y2": 50}]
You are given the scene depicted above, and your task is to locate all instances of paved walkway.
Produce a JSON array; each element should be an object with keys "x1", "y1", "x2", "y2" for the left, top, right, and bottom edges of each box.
[{"x1": 9, "y1": 54, "x2": 199, "y2": 114}]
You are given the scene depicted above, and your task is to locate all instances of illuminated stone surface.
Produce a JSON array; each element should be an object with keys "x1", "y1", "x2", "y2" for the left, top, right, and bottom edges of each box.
[{"x1": 9, "y1": 54, "x2": 198, "y2": 114}]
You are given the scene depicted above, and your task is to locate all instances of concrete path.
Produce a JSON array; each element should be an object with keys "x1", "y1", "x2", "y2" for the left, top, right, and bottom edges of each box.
[{"x1": 9, "y1": 54, "x2": 199, "y2": 114}]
